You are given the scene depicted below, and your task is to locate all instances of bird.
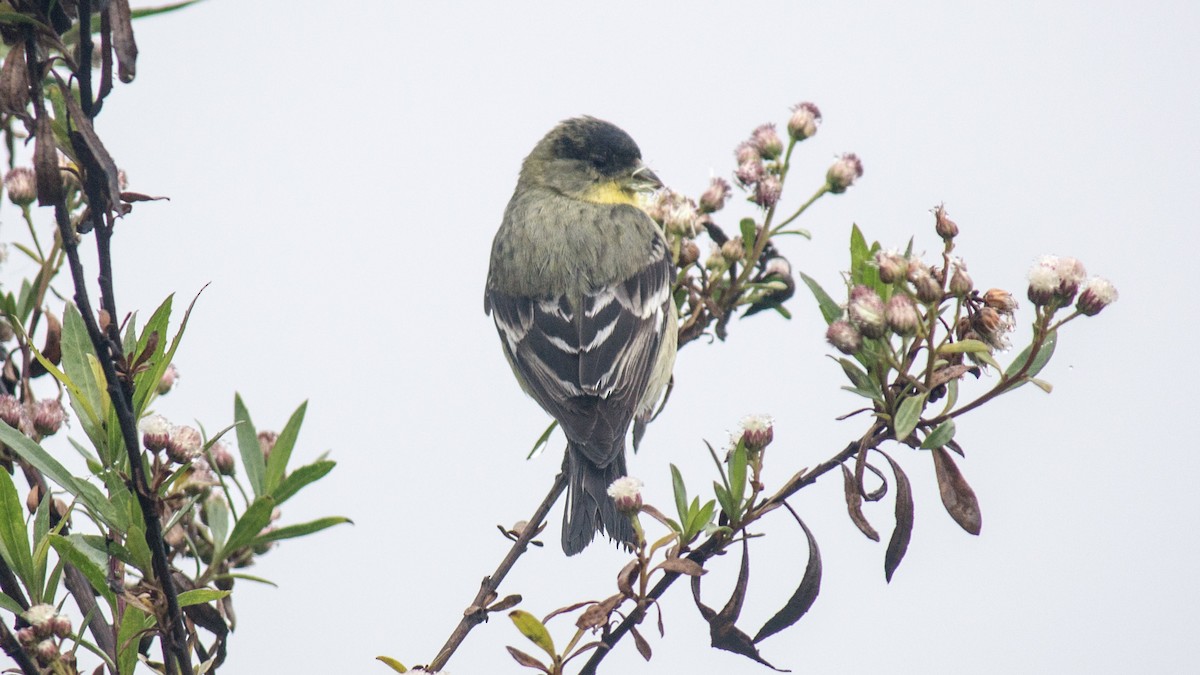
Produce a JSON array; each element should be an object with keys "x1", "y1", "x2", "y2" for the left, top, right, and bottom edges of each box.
[{"x1": 485, "y1": 117, "x2": 677, "y2": 555}]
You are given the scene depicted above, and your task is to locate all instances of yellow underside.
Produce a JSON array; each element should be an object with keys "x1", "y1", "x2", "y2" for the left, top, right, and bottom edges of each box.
[{"x1": 580, "y1": 181, "x2": 639, "y2": 206}]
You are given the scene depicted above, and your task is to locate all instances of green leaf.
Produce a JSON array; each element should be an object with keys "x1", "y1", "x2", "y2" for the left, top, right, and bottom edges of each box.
[
  {"x1": 975, "y1": 351, "x2": 1003, "y2": 371},
  {"x1": 509, "y1": 609, "x2": 556, "y2": 657},
  {"x1": 222, "y1": 496, "x2": 276, "y2": 562},
  {"x1": 177, "y1": 589, "x2": 231, "y2": 607},
  {"x1": 728, "y1": 440, "x2": 747, "y2": 517},
  {"x1": 271, "y1": 460, "x2": 335, "y2": 506},
  {"x1": 234, "y1": 394, "x2": 266, "y2": 498},
  {"x1": 893, "y1": 392, "x2": 927, "y2": 441},
  {"x1": 205, "y1": 496, "x2": 230, "y2": 564},
  {"x1": 799, "y1": 272, "x2": 842, "y2": 325},
  {"x1": 125, "y1": 525, "x2": 153, "y2": 574},
  {"x1": 49, "y1": 534, "x2": 116, "y2": 608},
  {"x1": 670, "y1": 464, "x2": 688, "y2": 525},
  {"x1": 250, "y1": 516, "x2": 351, "y2": 547},
  {"x1": 850, "y1": 224, "x2": 870, "y2": 286},
  {"x1": 59, "y1": 304, "x2": 106, "y2": 446},
  {"x1": 0, "y1": 422, "x2": 117, "y2": 526},
  {"x1": 921, "y1": 420, "x2": 957, "y2": 449},
  {"x1": 937, "y1": 339, "x2": 991, "y2": 355},
  {"x1": 117, "y1": 605, "x2": 152, "y2": 675},
  {"x1": 264, "y1": 401, "x2": 307, "y2": 493},
  {"x1": 1005, "y1": 330, "x2": 1058, "y2": 382},
  {"x1": 739, "y1": 218, "x2": 757, "y2": 246},
  {"x1": 0, "y1": 591, "x2": 24, "y2": 614},
  {"x1": 375, "y1": 656, "x2": 408, "y2": 673},
  {"x1": 0, "y1": 469, "x2": 34, "y2": 591},
  {"x1": 713, "y1": 482, "x2": 733, "y2": 521},
  {"x1": 526, "y1": 420, "x2": 558, "y2": 459},
  {"x1": 1028, "y1": 377, "x2": 1054, "y2": 393},
  {"x1": 835, "y1": 357, "x2": 883, "y2": 402}
]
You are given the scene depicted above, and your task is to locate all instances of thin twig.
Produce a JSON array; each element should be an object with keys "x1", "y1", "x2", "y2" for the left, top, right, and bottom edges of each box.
[
  {"x1": 64, "y1": 564, "x2": 117, "y2": 673},
  {"x1": 427, "y1": 471, "x2": 568, "y2": 672}
]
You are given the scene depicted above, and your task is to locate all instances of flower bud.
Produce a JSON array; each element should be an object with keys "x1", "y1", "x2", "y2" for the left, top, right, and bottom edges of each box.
[
  {"x1": 679, "y1": 240, "x2": 700, "y2": 266},
  {"x1": 934, "y1": 204, "x2": 959, "y2": 240},
  {"x1": 885, "y1": 294, "x2": 921, "y2": 336},
  {"x1": 4, "y1": 167, "x2": 36, "y2": 206},
  {"x1": 721, "y1": 237, "x2": 745, "y2": 263},
  {"x1": 735, "y1": 159, "x2": 764, "y2": 187},
  {"x1": 665, "y1": 199, "x2": 700, "y2": 237},
  {"x1": 875, "y1": 250, "x2": 908, "y2": 284},
  {"x1": 699, "y1": 177, "x2": 731, "y2": 213},
  {"x1": 140, "y1": 413, "x2": 172, "y2": 453},
  {"x1": 24, "y1": 604, "x2": 57, "y2": 638},
  {"x1": 1076, "y1": 277, "x2": 1118, "y2": 316},
  {"x1": 826, "y1": 320, "x2": 863, "y2": 355},
  {"x1": 750, "y1": 123, "x2": 784, "y2": 160},
  {"x1": 787, "y1": 102, "x2": 821, "y2": 141},
  {"x1": 167, "y1": 425, "x2": 202, "y2": 464},
  {"x1": 983, "y1": 288, "x2": 1017, "y2": 313},
  {"x1": 51, "y1": 615, "x2": 71, "y2": 639},
  {"x1": 181, "y1": 458, "x2": 219, "y2": 496},
  {"x1": 971, "y1": 306, "x2": 1013, "y2": 350},
  {"x1": 1055, "y1": 256, "x2": 1087, "y2": 304},
  {"x1": 739, "y1": 414, "x2": 774, "y2": 452},
  {"x1": 948, "y1": 264, "x2": 973, "y2": 297},
  {"x1": 258, "y1": 430, "x2": 278, "y2": 461},
  {"x1": 211, "y1": 442, "x2": 236, "y2": 475},
  {"x1": 606, "y1": 476, "x2": 643, "y2": 514},
  {"x1": 1027, "y1": 255, "x2": 1060, "y2": 307},
  {"x1": 0, "y1": 319, "x2": 14, "y2": 342},
  {"x1": 0, "y1": 394, "x2": 22, "y2": 428},
  {"x1": 847, "y1": 286, "x2": 887, "y2": 338},
  {"x1": 32, "y1": 399, "x2": 65, "y2": 436},
  {"x1": 705, "y1": 244, "x2": 728, "y2": 274},
  {"x1": 735, "y1": 141, "x2": 760, "y2": 166},
  {"x1": 907, "y1": 263, "x2": 942, "y2": 304},
  {"x1": 752, "y1": 174, "x2": 782, "y2": 208},
  {"x1": 825, "y1": 153, "x2": 863, "y2": 193},
  {"x1": 157, "y1": 363, "x2": 179, "y2": 395},
  {"x1": 15, "y1": 626, "x2": 35, "y2": 646},
  {"x1": 34, "y1": 638, "x2": 58, "y2": 664}
]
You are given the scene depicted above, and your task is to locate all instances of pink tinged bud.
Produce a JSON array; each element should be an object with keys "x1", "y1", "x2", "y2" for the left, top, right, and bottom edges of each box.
[
  {"x1": 735, "y1": 159, "x2": 765, "y2": 187},
  {"x1": 875, "y1": 250, "x2": 909, "y2": 284},
  {"x1": 157, "y1": 363, "x2": 179, "y2": 395},
  {"x1": 934, "y1": 204, "x2": 959, "y2": 240},
  {"x1": 1027, "y1": 255, "x2": 1061, "y2": 307},
  {"x1": 35, "y1": 638, "x2": 58, "y2": 664},
  {"x1": 825, "y1": 153, "x2": 863, "y2": 193},
  {"x1": 847, "y1": 286, "x2": 887, "y2": 338},
  {"x1": 32, "y1": 399, "x2": 65, "y2": 436},
  {"x1": 739, "y1": 414, "x2": 774, "y2": 451},
  {"x1": 679, "y1": 240, "x2": 701, "y2": 266},
  {"x1": 721, "y1": 237, "x2": 745, "y2": 263},
  {"x1": 51, "y1": 615, "x2": 71, "y2": 639},
  {"x1": 607, "y1": 476, "x2": 643, "y2": 514},
  {"x1": 826, "y1": 320, "x2": 863, "y2": 355},
  {"x1": 750, "y1": 123, "x2": 784, "y2": 160},
  {"x1": 167, "y1": 425, "x2": 202, "y2": 464},
  {"x1": 735, "y1": 141, "x2": 760, "y2": 166},
  {"x1": 24, "y1": 604, "x2": 57, "y2": 638},
  {"x1": 211, "y1": 442, "x2": 236, "y2": 475},
  {"x1": 139, "y1": 413, "x2": 172, "y2": 453},
  {"x1": 15, "y1": 626, "x2": 36, "y2": 646},
  {"x1": 1055, "y1": 256, "x2": 1087, "y2": 303},
  {"x1": 753, "y1": 174, "x2": 782, "y2": 208},
  {"x1": 699, "y1": 177, "x2": 731, "y2": 213},
  {"x1": 983, "y1": 288, "x2": 1018, "y2": 313},
  {"x1": 0, "y1": 394, "x2": 21, "y2": 428},
  {"x1": 787, "y1": 102, "x2": 822, "y2": 141},
  {"x1": 258, "y1": 430, "x2": 278, "y2": 461},
  {"x1": 886, "y1": 294, "x2": 921, "y2": 336},
  {"x1": 1076, "y1": 277, "x2": 1118, "y2": 316},
  {"x1": 664, "y1": 199, "x2": 700, "y2": 237},
  {"x1": 4, "y1": 167, "x2": 36, "y2": 206}
]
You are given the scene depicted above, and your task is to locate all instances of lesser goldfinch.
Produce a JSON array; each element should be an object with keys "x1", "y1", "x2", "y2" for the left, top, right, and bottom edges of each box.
[{"x1": 485, "y1": 117, "x2": 677, "y2": 555}]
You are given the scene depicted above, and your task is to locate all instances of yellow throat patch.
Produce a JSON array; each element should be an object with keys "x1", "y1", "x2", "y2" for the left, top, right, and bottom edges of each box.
[{"x1": 580, "y1": 180, "x2": 639, "y2": 206}]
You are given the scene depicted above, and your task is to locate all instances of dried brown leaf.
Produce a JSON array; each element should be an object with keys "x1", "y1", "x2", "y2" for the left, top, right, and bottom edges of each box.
[
  {"x1": 878, "y1": 451, "x2": 914, "y2": 583},
  {"x1": 30, "y1": 312, "x2": 61, "y2": 377},
  {"x1": 34, "y1": 115, "x2": 62, "y2": 206},
  {"x1": 656, "y1": 557, "x2": 705, "y2": 577},
  {"x1": 0, "y1": 44, "x2": 28, "y2": 114},
  {"x1": 505, "y1": 646, "x2": 550, "y2": 673},
  {"x1": 109, "y1": 0, "x2": 138, "y2": 83},
  {"x1": 929, "y1": 364, "x2": 979, "y2": 390},
  {"x1": 617, "y1": 559, "x2": 638, "y2": 598},
  {"x1": 932, "y1": 447, "x2": 982, "y2": 535},
  {"x1": 631, "y1": 626, "x2": 652, "y2": 661},
  {"x1": 842, "y1": 464, "x2": 879, "y2": 541},
  {"x1": 754, "y1": 512, "x2": 821, "y2": 643},
  {"x1": 488, "y1": 594, "x2": 522, "y2": 613}
]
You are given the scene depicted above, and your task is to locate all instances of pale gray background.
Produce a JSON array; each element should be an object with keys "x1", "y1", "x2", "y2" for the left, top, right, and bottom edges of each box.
[{"x1": 7, "y1": 1, "x2": 1197, "y2": 673}]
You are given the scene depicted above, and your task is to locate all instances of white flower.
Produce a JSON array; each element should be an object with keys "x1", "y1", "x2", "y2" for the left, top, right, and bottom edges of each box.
[{"x1": 607, "y1": 476, "x2": 644, "y2": 513}]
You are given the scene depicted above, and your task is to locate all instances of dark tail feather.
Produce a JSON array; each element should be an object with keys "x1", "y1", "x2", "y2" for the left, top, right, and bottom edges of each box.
[{"x1": 561, "y1": 444, "x2": 635, "y2": 555}]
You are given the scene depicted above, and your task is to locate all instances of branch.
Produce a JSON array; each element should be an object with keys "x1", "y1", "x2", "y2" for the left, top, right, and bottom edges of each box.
[
  {"x1": 426, "y1": 471, "x2": 568, "y2": 672},
  {"x1": 64, "y1": 564, "x2": 117, "y2": 673},
  {"x1": 579, "y1": 423, "x2": 886, "y2": 674},
  {"x1": 0, "y1": 618, "x2": 38, "y2": 675}
]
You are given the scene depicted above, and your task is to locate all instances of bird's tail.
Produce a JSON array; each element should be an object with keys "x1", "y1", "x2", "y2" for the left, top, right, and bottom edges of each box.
[{"x1": 561, "y1": 444, "x2": 635, "y2": 555}]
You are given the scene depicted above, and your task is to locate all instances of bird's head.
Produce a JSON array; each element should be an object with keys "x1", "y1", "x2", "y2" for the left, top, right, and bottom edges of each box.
[{"x1": 520, "y1": 116, "x2": 662, "y2": 205}]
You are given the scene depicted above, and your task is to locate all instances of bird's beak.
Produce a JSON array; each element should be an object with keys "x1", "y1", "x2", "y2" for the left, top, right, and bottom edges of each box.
[{"x1": 629, "y1": 162, "x2": 663, "y2": 193}]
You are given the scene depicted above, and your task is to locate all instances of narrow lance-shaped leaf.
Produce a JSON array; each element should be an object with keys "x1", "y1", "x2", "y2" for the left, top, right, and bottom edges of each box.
[
  {"x1": 221, "y1": 496, "x2": 275, "y2": 563},
  {"x1": 931, "y1": 447, "x2": 982, "y2": 535},
  {"x1": 893, "y1": 392, "x2": 927, "y2": 441},
  {"x1": 271, "y1": 459, "x2": 335, "y2": 506},
  {"x1": 921, "y1": 419, "x2": 957, "y2": 449},
  {"x1": 264, "y1": 400, "x2": 307, "y2": 493},
  {"x1": 508, "y1": 610, "x2": 555, "y2": 658},
  {"x1": 799, "y1": 272, "x2": 842, "y2": 325},
  {"x1": 250, "y1": 516, "x2": 351, "y2": 547},
  {"x1": 754, "y1": 513, "x2": 822, "y2": 643},
  {"x1": 841, "y1": 464, "x2": 879, "y2": 541},
  {"x1": 1005, "y1": 330, "x2": 1058, "y2": 382},
  {"x1": 878, "y1": 451, "x2": 914, "y2": 583},
  {"x1": 49, "y1": 535, "x2": 116, "y2": 608},
  {"x1": 0, "y1": 468, "x2": 34, "y2": 590},
  {"x1": 234, "y1": 394, "x2": 266, "y2": 497}
]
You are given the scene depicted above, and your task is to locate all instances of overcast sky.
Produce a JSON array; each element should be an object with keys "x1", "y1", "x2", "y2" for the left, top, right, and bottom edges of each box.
[{"x1": 8, "y1": 1, "x2": 1196, "y2": 673}]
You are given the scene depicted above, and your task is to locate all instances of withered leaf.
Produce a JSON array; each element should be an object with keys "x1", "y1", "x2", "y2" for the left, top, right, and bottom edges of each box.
[
  {"x1": 488, "y1": 594, "x2": 523, "y2": 613},
  {"x1": 861, "y1": 460, "x2": 888, "y2": 501},
  {"x1": 34, "y1": 115, "x2": 63, "y2": 206},
  {"x1": 119, "y1": 191, "x2": 169, "y2": 204},
  {"x1": 657, "y1": 557, "x2": 705, "y2": 577},
  {"x1": 55, "y1": 76, "x2": 122, "y2": 214},
  {"x1": 575, "y1": 595, "x2": 621, "y2": 631},
  {"x1": 505, "y1": 646, "x2": 550, "y2": 673},
  {"x1": 878, "y1": 451, "x2": 914, "y2": 583},
  {"x1": 842, "y1": 464, "x2": 879, "y2": 541},
  {"x1": 754, "y1": 514, "x2": 821, "y2": 643},
  {"x1": 688, "y1": 539, "x2": 788, "y2": 669},
  {"x1": 617, "y1": 560, "x2": 638, "y2": 598},
  {"x1": 928, "y1": 364, "x2": 979, "y2": 390},
  {"x1": 932, "y1": 447, "x2": 982, "y2": 535},
  {"x1": 109, "y1": 0, "x2": 138, "y2": 83},
  {"x1": 631, "y1": 626, "x2": 652, "y2": 661},
  {"x1": 30, "y1": 312, "x2": 62, "y2": 377},
  {"x1": 0, "y1": 44, "x2": 28, "y2": 114},
  {"x1": 543, "y1": 599, "x2": 589, "y2": 624}
]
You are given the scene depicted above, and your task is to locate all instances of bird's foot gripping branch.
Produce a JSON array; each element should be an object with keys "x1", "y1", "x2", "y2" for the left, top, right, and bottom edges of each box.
[
  {"x1": 385, "y1": 103, "x2": 1117, "y2": 674},
  {"x1": 0, "y1": 4, "x2": 348, "y2": 674}
]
